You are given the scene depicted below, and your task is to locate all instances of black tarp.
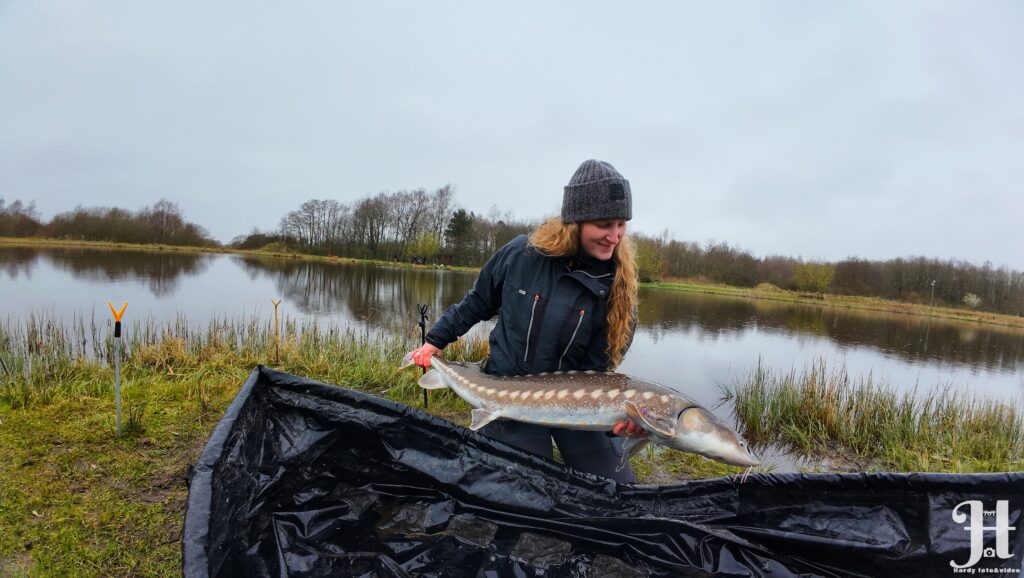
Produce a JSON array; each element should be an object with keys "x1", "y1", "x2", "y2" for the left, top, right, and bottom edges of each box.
[{"x1": 183, "y1": 366, "x2": 1024, "y2": 577}]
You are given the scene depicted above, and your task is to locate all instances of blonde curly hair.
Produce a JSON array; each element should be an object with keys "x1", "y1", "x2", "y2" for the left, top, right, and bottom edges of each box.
[{"x1": 528, "y1": 216, "x2": 638, "y2": 369}]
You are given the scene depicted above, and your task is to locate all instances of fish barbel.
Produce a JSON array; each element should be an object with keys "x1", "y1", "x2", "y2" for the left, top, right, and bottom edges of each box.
[{"x1": 399, "y1": 354, "x2": 760, "y2": 469}]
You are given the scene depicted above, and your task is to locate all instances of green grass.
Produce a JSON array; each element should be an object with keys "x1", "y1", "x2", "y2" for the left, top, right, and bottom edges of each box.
[
  {"x1": 723, "y1": 359, "x2": 1024, "y2": 472},
  {"x1": 0, "y1": 377, "x2": 234, "y2": 576},
  {"x1": 628, "y1": 445, "x2": 751, "y2": 483}
]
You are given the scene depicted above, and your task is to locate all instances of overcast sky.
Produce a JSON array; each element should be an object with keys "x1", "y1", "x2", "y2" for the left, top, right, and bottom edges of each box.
[{"x1": 1, "y1": 1, "x2": 1021, "y2": 269}]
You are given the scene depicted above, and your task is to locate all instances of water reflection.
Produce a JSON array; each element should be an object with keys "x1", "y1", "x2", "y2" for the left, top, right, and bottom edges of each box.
[
  {"x1": 2, "y1": 245, "x2": 1021, "y2": 388},
  {"x1": 234, "y1": 255, "x2": 479, "y2": 330},
  {"x1": 0, "y1": 246, "x2": 37, "y2": 279},
  {"x1": 1, "y1": 245, "x2": 211, "y2": 297},
  {"x1": 640, "y1": 288, "x2": 1024, "y2": 373}
]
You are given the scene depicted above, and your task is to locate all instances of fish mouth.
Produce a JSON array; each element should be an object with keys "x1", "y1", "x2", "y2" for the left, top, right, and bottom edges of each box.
[
  {"x1": 725, "y1": 451, "x2": 761, "y2": 468},
  {"x1": 700, "y1": 445, "x2": 760, "y2": 468}
]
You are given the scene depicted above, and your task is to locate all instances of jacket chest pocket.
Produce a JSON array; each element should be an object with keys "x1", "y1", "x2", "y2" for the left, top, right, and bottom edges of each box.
[
  {"x1": 555, "y1": 304, "x2": 597, "y2": 370},
  {"x1": 501, "y1": 284, "x2": 548, "y2": 366}
]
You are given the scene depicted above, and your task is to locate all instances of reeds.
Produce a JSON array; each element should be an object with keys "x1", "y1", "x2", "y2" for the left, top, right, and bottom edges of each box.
[
  {"x1": 0, "y1": 312, "x2": 489, "y2": 410},
  {"x1": 724, "y1": 359, "x2": 1024, "y2": 472}
]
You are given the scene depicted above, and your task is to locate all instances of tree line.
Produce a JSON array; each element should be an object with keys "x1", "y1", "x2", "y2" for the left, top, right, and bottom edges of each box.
[
  {"x1": 4, "y1": 193, "x2": 1022, "y2": 316},
  {"x1": 0, "y1": 198, "x2": 217, "y2": 247},
  {"x1": 232, "y1": 186, "x2": 535, "y2": 266},
  {"x1": 631, "y1": 233, "x2": 1024, "y2": 316}
]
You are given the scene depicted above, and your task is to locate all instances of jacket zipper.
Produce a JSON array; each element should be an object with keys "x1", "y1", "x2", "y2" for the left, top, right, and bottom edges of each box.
[
  {"x1": 558, "y1": 309, "x2": 586, "y2": 370},
  {"x1": 523, "y1": 294, "x2": 541, "y2": 363}
]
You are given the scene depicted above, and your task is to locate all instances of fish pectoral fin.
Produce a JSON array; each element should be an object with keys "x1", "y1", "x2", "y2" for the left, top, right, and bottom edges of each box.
[
  {"x1": 469, "y1": 407, "x2": 502, "y2": 431},
  {"x1": 616, "y1": 437, "x2": 651, "y2": 472},
  {"x1": 625, "y1": 401, "x2": 675, "y2": 438},
  {"x1": 417, "y1": 370, "x2": 448, "y2": 390}
]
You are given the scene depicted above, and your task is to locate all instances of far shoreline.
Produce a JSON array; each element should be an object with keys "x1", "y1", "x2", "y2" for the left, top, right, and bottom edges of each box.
[{"x1": 4, "y1": 235, "x2": 1022, "y2": 331}]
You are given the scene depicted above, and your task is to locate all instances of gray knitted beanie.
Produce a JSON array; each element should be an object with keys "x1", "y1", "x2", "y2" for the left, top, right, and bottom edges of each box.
[{"x1": 561, "y1": 159, "x2": 632, "y2": 223}]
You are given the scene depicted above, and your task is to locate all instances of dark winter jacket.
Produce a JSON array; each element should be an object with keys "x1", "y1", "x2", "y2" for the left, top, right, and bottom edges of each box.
[{"x1": 426, "y1": 235, "x2": 625, "y2": 376}]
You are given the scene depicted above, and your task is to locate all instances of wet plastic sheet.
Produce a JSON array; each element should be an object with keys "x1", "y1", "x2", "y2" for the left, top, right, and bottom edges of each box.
[{"x1": 183, "y1": 366, "x2": 1024, "y2": 577}]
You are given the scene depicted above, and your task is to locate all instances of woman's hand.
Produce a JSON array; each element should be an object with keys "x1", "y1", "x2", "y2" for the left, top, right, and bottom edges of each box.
[
  {"x1": 611, "y1": 420, "x2": 648, "y2": 438},
  {"x1": 408, "y1": 343, "x2": 443, "y2": 369}
]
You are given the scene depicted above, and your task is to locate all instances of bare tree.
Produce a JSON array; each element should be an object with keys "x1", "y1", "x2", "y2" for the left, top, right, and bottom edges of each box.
[
  {"x1": 426, "y1": 185, "x2": 455, "y2": 241},
  {"x1": 352, "y1": 193, "x2": 393, "y2": 257},
  {"x1": 392, "y1": 189, "x2": 431, "y2": 256},
  {"x1": 0, "y1": 198, "x2": 42, "y2": 237},
  {"x1": 144, "y1": 199, "x2": 186, "y2": 244}
]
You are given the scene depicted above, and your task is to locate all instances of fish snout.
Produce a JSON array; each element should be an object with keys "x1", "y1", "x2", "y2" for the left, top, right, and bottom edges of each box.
[
  {"x1": 731, "y1": 451, "x2": 762, "y2": 468},
  {"x1": 727, "y1": 440, "x2": 761, "y2": 468}
]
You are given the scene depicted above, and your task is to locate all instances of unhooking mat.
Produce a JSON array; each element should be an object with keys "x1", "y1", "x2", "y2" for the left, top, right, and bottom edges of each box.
[{"x1": 182, "y1": 366, "x2": 1024, "y2": 577}]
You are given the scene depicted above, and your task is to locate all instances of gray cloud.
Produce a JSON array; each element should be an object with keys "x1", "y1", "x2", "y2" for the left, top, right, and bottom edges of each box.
[{"x1": 1, "y1": 1, "x2": 1021, "y2": 268}]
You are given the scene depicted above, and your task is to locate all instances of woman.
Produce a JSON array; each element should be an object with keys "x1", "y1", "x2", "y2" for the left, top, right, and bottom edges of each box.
[{"x1": 407, "y1": 159, "x2": 644, "y2": 482}]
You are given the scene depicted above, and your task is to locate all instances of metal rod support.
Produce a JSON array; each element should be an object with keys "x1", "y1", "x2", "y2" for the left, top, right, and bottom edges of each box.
[
  {"x1": 272, "y1": 300, "x2": 282, "y2": 365},
  {"x1": 107, "y1": 301, "x2": 127, "y2": 436},
  {"x1": 114, "y1": 325, "x2": 122, "y2": 435},
  {"x1": 418, "y1": 304, "x2": 429, "y2": 408}
]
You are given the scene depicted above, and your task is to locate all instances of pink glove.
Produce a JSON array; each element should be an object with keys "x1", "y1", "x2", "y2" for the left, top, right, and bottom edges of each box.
[
  {"x1": 611, "y1": 421, "x2": 648, "y2": 437},
  {"x1": 408, "y1": 343, "x2": 443, "y2": 369}
]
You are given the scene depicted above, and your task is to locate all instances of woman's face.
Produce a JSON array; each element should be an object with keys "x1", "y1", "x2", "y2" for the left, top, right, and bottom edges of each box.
[{"x1": 579, "y1": 220, "x2": 627, "y2": 261}]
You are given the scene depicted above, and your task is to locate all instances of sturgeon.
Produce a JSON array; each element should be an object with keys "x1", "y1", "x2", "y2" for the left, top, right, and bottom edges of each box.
[{"x1": 399, "y1": 354, "x2": 760, "y2": 469}]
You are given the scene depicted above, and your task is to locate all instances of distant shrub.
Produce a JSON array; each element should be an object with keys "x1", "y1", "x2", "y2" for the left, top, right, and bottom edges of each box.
[
  {"x1": 962, "y1": 293, "x2": 982, "y2": 309},
  {"x1": 792, "y1": 262, "x2": 835, "y2": 294},
  {"x1": 259, "y1": 242, "x2": 297, "y2": 254}
]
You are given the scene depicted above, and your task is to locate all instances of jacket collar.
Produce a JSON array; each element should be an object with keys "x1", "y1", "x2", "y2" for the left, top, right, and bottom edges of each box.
[
  {"x1": 566, "y1": 250, "x2": 614, "y2": 278},
  {"x1": 564, "y1": 251, "x2": 615, "y2": 296}
]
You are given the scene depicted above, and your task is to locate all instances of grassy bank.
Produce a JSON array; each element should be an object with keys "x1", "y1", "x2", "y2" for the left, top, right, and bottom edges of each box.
[
  {"x1": 647, "y1": 280, "x2": 1024, "y2": 331},
  {"x1": 723, "y1": 360, "x2": 1024, "y2": 472},
  {"x1": 0, "y1": 236, "x2": 479, "y2": 274},
  {"x1": 0, "y1": 236, "x2": 226, "y2": 256},
  {"x1": 0, "y1": 316, "x2": 481, "y2": 576},
  {"x1": 4, "y1": 235, "x2": 1021, "y2": 330}
]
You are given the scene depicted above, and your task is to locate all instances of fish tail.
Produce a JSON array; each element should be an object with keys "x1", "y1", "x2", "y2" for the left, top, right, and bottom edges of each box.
[{"x1": 398, "y1": 352, "x2": 417, "y2": 370}]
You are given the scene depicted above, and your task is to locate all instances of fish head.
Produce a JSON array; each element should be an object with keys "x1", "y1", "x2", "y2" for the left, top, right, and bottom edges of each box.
[{"x1": 668, "y1": 406, "x2": 760, "y2": 468}]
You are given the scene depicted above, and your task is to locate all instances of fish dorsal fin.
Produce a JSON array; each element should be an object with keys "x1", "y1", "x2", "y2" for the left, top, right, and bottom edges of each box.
[
  {"x1": 417, "y1": 370, "x2": 448, "y2": 390},
  {"x1": 616, "y1": 437, "x2": 651, "y2": 472},
  {"x1": 469, "y1": 408, "x2": 502, "y2": 431},
  {"x1": 625, "y1": 401, "x2": 675, "y2": 438}
]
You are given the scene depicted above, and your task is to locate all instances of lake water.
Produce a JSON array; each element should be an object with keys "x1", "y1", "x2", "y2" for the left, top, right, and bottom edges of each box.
[{"x1": 3, "y1": 244, "x2": 1023, "y2": 469}]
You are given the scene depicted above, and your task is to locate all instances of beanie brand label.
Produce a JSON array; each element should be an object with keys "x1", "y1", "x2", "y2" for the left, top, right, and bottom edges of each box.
[{"x1": 608, "y1": 183, "x2": 625, "y2": 201}]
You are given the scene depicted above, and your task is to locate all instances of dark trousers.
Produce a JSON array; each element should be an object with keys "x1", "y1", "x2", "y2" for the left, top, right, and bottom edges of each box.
[{"x1": 479, "y1": 421, "x2": 636, "y2": 484}]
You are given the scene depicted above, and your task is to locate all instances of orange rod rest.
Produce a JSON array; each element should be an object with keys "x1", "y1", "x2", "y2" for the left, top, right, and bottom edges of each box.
[{"x1": 108, "y1": 301, "x2": 128, "y2": 322}]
